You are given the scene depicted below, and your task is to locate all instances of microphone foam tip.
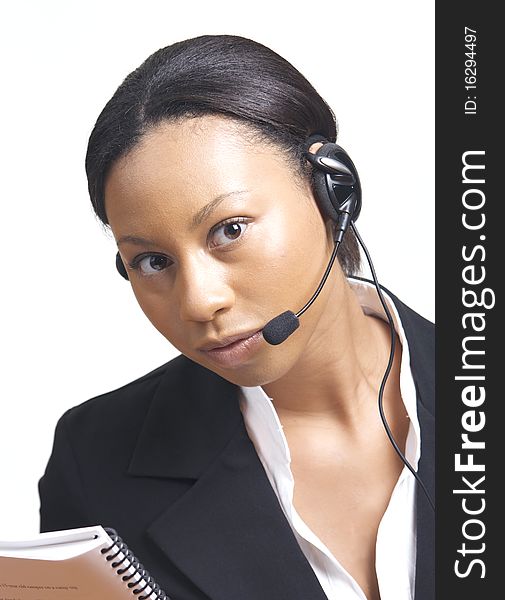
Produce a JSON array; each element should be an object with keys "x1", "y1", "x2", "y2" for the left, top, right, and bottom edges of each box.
[{"x1": 262, "y1": 311, "x2": 300, "y2": 345}]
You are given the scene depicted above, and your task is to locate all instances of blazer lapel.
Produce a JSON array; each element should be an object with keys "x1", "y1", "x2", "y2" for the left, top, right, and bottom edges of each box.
[
  {"x1": 388, "y1": 291, "x2": 435, "y2": 600},
  {"x1": 127, "y1": 354, "x2": 329, "y2": 600}
]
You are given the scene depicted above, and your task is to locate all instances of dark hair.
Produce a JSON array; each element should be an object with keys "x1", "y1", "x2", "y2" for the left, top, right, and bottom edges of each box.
[{"x1": 85, "y1": 34, "x2": 361, "y2": 275}]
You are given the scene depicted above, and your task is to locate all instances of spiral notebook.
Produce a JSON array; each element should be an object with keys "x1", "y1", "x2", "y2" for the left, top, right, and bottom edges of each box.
[{"x1": 0, "y1": 525, "x2": 169, "y2": 600}]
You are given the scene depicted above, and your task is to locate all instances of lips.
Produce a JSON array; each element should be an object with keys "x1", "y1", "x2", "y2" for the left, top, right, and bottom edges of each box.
[
  {"x1": 198, "y1": 329, "x2": 262, "y2": 351},
  {"x1": 199, "y1": 329, "x2": 264, "y2": 368}
]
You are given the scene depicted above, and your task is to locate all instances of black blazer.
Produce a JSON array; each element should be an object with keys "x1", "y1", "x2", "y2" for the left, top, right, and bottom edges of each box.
[{"x1": 38, "y1": 284, "x2": 434, "y2": 600}]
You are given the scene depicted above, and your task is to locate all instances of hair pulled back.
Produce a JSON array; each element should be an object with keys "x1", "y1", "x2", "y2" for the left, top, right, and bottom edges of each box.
[{"x1": 85, "y1": 34, "x2": 361, "y2": 275}]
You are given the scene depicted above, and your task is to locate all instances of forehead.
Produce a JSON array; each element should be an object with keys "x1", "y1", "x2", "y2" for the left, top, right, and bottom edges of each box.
[
  {"x1": 103, "y1": 115, "x2": 297, "y2": 228},
  {"x1": 106, "y1": 115, "x2": 251, "y2": 192}
]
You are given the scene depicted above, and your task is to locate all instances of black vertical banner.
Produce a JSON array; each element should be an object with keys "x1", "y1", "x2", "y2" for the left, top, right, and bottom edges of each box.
[{"x1": 436, "y1": 3, "x2": 500, "y2": 598}]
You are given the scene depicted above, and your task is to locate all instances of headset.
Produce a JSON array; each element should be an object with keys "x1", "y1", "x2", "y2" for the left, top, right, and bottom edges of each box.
[{"x1": 114, "y1": 134, "x2": 434, "y2": 511}]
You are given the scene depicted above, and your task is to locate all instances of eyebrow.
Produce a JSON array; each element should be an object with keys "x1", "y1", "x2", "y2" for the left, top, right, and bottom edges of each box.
[{"x1": 116, "y1": 189, "x2": 250, "y2": 247}]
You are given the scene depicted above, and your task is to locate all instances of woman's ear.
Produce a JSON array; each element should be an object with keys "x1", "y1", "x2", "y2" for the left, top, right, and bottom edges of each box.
[{"x1": 306, "y1": 141, "x2": 324, "y2": 157}]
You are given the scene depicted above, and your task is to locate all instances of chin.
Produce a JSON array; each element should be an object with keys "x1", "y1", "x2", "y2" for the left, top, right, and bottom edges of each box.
[{"x1": 208, "y1": 357, "x2": 295, "y2": 389}]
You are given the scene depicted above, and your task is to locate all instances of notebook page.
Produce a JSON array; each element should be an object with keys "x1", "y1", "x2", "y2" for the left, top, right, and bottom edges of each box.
[
  {"x1": 0, "y1": 540, "x2": 159, "y2": 600},
  {"x1": 0, "y1": 526, "x2": 106, "y2": 560}
]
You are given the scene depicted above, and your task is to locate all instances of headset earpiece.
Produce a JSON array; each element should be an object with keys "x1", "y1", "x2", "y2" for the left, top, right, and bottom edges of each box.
[
  {"x1": 304, "y1": 136, "x2": 362, "y2": 230},
  {"x1": 116, "y1": 251, "x2": 129, "y2": 280}
]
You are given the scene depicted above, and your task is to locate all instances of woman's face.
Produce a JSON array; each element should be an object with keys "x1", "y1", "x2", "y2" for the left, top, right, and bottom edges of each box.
[{"x1": 105, "y1": 115, "x2": 343, "y2": 387}]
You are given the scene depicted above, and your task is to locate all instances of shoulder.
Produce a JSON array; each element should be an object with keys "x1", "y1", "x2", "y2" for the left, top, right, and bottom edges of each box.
[
  {"x1": 39, "y1": 353, "x2": 203, "y2": 531},
  {"x1": 375, "y1": 280, "x2": 435, "y2": 416},
  {"x1": 349, "y1": 274, "x2": 434, "y2": 354},
  {"x1": 348, "y1": 275, "x2": 434, "y2": 407},
  {"x1": 58, "y1": 352, "x2": 194, "y2": 434},
  {"x1": 381, "y1": 284, "x2": 434, "y2": 373},
  {"x1": 382, "y1": 285, "x2": 434, "y2": 351}
]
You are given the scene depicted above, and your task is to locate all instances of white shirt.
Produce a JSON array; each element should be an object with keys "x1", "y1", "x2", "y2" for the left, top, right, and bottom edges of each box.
[{"x1": 238, "y1": 278, "x2": 420, "y2": 600}]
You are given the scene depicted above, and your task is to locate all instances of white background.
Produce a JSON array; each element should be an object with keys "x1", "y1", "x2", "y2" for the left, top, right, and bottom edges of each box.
[{"x1": 0, "y1": 0, "x2": 434, "y2": 537}]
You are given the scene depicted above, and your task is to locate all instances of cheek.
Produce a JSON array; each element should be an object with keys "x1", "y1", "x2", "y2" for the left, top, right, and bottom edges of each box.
[
  {"x1": 241, "y1": 208, "x2": 324, "y2": 300},
  {"x1": 262, "y1": 219, "x2": 328, "y2": 311},
  {"x1": 134, "y1": 292, "x2": 195, "y2": 359},
  {"x1": 129, "y1": 286, "x2": 179, "y2": 338}
]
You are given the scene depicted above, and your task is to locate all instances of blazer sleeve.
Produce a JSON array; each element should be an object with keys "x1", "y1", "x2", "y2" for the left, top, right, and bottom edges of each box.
[{"x1": 38, "y1": 409, "x2": 93, "y2": 533}]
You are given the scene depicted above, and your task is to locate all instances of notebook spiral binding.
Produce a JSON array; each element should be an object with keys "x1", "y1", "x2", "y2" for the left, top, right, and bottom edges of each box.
[{"x1": 101, "y1": 527, "x2": 170, "y2": 600}]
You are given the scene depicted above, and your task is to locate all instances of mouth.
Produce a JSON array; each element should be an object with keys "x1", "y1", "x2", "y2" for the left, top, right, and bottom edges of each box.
[
  {"x1": 198, "y1": 329, "x2": 263, "y2": 351},
  {"x1": 198, "y1": 329, "x2": 264, "y2": 368}
]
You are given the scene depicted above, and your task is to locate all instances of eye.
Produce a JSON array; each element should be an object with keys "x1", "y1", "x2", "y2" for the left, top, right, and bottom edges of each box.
[
  {"x1": 129, "y1": 254, "x2": 172, "y2": 277},
  {"x1": 209, "y1": 217, "x2": 250, "y2": 248},
  {"x1": 127, "y1": 217, "x2": 251, "y2": 278}
]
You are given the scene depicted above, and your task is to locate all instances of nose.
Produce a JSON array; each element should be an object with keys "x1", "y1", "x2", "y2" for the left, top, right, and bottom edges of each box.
[{"x1": 176, "y1": 256, "x2": 235, "y2": 323}]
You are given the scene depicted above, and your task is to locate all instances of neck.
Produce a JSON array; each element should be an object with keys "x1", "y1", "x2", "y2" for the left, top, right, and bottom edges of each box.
[{"x1": 262, "y1": 277, "x2": 402, "y2": 429}]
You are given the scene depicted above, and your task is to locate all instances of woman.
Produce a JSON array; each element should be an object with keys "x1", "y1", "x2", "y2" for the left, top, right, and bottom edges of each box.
[{"x1": 39, "y1": 34, "x2": 434, "y2": 600}]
